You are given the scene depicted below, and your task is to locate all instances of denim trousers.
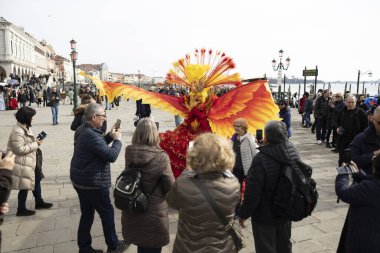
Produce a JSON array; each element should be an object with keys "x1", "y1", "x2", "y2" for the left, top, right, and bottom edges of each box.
[
  {"x1": 18, "y1": 174, "x2": 42, "y2": 211},
  {"x1": 303, "y1": 112, "x2": 311, "y2": 127},
  {"x1": 74, "y1": 187, "x2": 119, "y2": 251},
  {"x1": 51, "y1": 105, "x2": 58, "y2": 124}
]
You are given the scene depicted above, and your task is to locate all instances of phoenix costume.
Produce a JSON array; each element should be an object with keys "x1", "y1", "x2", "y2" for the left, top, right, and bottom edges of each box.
[{"x1": 81, "y1": 49, "x2": 279, "y2": 177}]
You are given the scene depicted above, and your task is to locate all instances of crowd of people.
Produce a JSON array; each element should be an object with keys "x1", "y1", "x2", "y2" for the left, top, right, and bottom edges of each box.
[{"x1": 0, "y1": 86, "x2": 379, "y2": 253}]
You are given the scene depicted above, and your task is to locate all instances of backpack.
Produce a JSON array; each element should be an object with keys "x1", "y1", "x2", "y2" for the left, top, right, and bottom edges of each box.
[
  {"x1": 273, "y1": 159, "x2": 318, "y2": 222},
  {"x1": 114, "y1": 166, "x2": 160, "y2": 214}
]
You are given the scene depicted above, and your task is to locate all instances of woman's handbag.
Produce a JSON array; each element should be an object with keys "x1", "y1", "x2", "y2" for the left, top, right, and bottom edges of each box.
[{"x1": 191, "y1": 176, "x2": 245, "y2": 252}]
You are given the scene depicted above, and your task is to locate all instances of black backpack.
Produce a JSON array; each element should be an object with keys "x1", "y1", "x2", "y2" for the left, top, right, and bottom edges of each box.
[
  {"x1": 273, "y1": 159, "x2": 318, "y2": 221},
  {"x1": 114, "y1": 166, "x2": 160, "y2": 214}
]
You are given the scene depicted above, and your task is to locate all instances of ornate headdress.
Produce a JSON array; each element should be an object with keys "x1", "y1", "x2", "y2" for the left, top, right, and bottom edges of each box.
[{"x1": 166, "y1": 49, "x2": 242, "y2": 99}]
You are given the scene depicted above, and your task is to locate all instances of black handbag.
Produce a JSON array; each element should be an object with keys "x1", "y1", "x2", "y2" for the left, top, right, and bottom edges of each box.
[{"x1": 191, "y1": 176, "x2": 245, "y2": 252}]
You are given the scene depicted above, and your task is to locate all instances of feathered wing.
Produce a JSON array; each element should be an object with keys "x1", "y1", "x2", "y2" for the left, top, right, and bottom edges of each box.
[
  {"x1": 80, "y1": 72, "x2": 187, "y2": 117},
  {"x1": 208, "y1": 80, "x2": 280, "y2": 138}
]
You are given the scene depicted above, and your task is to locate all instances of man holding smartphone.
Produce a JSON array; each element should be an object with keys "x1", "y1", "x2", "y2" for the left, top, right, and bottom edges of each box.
[{"x1": 70, "y1": 103, "x2": 128, "y2": 253}]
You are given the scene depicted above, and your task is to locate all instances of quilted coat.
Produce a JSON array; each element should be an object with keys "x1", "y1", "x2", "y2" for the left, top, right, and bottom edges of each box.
[
  {"x1": 166, "y1": 170, "x2": 240, "y2": 253},
  {"x1": 7, "y1": 122, "x2": 39, "y2": 190}
]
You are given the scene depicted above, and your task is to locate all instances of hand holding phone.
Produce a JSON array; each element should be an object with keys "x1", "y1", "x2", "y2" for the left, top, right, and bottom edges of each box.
[
  {"x1": 115, "y1": 119, "x2": 121, "y2": 130},
  {"x1": 37, "y1": 131, "x2": 47, "y2": 140}
]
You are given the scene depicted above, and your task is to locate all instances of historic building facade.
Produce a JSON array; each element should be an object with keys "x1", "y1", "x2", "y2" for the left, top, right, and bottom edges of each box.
[{"x1": 0, "y1": 17, "x2": 56, "y2": 84}]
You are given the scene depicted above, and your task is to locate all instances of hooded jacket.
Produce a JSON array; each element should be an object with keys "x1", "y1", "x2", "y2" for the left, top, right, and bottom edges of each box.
[
  {"x1": 121, "y1": 145, "x2": 174, "y2": 248},
  {"x1": 239, "y1": 141, "x2": 300, "y2": 224}
]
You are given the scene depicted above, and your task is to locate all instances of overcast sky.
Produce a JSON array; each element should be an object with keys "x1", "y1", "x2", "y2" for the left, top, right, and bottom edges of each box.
[{"x1": 2, "y1": 0, "x2": 379, "y2": 82}]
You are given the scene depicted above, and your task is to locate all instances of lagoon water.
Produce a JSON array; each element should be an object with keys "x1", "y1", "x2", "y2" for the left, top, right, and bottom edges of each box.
[{"x1": 269, "y1": 82, "x2": 380, "y2": 97}]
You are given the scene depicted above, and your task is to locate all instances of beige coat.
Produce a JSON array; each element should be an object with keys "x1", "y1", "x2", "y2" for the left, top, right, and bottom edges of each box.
[
  {"x1": 166, "y1": 170, "x2": 240, "y2": 253},
  {"x1": 7, "y1": 122, "x2": 38, "y2": 190}
]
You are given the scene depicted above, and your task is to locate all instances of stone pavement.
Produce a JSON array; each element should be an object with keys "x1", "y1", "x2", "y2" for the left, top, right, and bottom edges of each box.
[{"x1": 0, "y1": 100, "x2": 347, "y2": 253}]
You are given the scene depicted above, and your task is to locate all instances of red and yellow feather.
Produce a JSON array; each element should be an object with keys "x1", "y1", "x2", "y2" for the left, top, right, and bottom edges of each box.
[{"x1": 79, "y1": 72, "x2": 187, "y2": 118}]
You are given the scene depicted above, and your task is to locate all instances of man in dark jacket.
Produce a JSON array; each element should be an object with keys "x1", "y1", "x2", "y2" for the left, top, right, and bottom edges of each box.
[
  {"x1": 302, "y1": 92, "x2": 313, "y2": 128},
  {"x1": 337, "y1": 95, "x2": 368, "y2": 166},
  {"x1": 50, "y1": 87, "x2": 60, "y2": 125},
  {"x1": 0, "y1": 151, "x2": 15, "y2": 251},
  {"x1": 239, "y1": 120, "x2": 300, "y2": 253},
  {"x1": 349, "y1": 106, "x2": 380, "y2": 175},
  {"x1": 314, "y1": 89, "x2": 330, "y2": 144},
  {"x1": 17, "y1": 89, "x2": 27, "y2": 108},
  {"x1": 70, "y1": 103, "x2": 128, "y2": 253},
  {"x1": 330, "y1": 93, "x2": 345, "y2": 151}
]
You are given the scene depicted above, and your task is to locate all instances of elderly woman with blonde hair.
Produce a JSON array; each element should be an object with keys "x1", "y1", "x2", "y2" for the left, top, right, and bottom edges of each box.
[
  {"x1": 166, "y1": 133, "x2": 240, "y2": 253},
  {"x1": 231, "y1": 118, "x2": 259, "y2": 184}
]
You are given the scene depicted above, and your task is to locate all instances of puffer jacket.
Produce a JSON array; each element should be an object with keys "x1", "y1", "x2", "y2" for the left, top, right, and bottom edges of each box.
[
  {"x1": 239, "y1": 141, "x2": 300, "y2": 225},
  {"x1": 314, "y1": 95, "x2": 329, "y2": 118},
  {"x1": 6, "y1": 122, "x2": 39, "y2": 190},
  {"x1": 166, "y1": 169, "x2": 240, "y2": 253},
  {"x1": 70, "y1": 123, "x2": 121, "y2": 189},
  {"x1": 121, "y1": 145, "x2": 174, "y2": 248}
]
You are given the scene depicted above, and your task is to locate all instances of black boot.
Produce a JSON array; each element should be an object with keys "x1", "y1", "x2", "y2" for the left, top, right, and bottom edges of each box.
[
  {"x1": 16, "y1": 209, "x2": 36, "y2": 216},
  {"x1": 35, "y1": 200, "x2": 53, "y2": 209},
  {"x1": 326, "y1": 143, "x2": 332, "y2": 148}
]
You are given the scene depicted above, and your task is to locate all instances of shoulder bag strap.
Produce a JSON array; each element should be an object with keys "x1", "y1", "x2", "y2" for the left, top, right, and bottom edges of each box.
[
  {"x1": 191, "y1": 176, "x2": 241, "y2": 246},
  {"x1": 146, "y1": 175, "x2": 161, "y2": 198}
]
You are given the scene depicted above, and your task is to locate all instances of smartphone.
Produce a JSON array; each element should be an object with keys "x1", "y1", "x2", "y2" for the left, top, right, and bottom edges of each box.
[
  {"x1": 37, "y1": 131, "x2": 47, "y2": 140},
  {"x1": 0, "y1": 150, "x2": 6, "y2": 159},
  {"x1": 115, "y1": 119, "x2": 121, "y2": 130},
  {"x1": 256, "y1": 129, "x2": 263, "y2": 143},
  {"x1": 343, "y1": 149, "x2": 351, "y2": 164}
]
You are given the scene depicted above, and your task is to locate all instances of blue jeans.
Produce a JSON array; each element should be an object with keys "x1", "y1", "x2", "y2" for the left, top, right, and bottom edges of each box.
[
  {"x1": 138, "y1": 247, "x2": 162, "y2": 253},
  {"x1": 316, "y1": 117, "x2": 327, "y2": 141},
  {"x1": 51, "y1": 105, "x2": 58, "y2": 124},
  {"x1": 74, "y1": 187, "x2": 119, "y2": 252},
  {"x1": 303, "y1": 112, "x2": 311, "y2": 127}
]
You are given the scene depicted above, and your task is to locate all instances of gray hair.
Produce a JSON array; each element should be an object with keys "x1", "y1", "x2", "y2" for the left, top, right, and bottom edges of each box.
[
  {"x1": 264, "y1": 120, "x2": 288, "y2": 144},
  {"x1": 84, "y1": 103, "x2": 103, "y2": 121},
  {"x1": 132, "y1": 118, "x2": 159, "y2": 146},
  {"x1": 345, "y1": 94, "x2": 357, "y2": 102}
]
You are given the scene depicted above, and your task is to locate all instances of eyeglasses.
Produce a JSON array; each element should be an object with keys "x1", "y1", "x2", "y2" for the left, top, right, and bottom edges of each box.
[
  {"x1": 95, "y1": 114, "x2": 107, "y2": 118},
  {"x1": 233, "y1": 125, "x2": 242, "y2": 128}
]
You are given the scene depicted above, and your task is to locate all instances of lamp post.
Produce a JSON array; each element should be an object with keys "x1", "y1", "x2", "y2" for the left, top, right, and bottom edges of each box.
[
  {"x1": 59, "y1": 65, "x2": 65, "y2": 91},
  {"x1": 272, "y1": 49, "x2": 290, "y2": 101},
  {"x1": 70, "y1": 39, "x2": 78, "y2": 110},
  {"x1": 356, "y1": 70, "x2": 372, "y2": 94}
]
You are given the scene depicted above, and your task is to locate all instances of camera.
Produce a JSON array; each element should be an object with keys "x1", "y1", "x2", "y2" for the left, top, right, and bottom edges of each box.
[{"x1": 37, "y1": 131, "x2": 47, "y2": 140}]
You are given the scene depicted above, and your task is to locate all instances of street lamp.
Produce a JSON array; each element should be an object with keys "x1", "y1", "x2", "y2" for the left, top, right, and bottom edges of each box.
[
  {"x1": 59, "y1": 65, "x2": 65, "y2": 91},
  {"x1": 272, "y1": 49, "x2": 290, "y2": 100},
  {"x1": 70, "y1": 39, "x2": 78, "y2": 110},
  {"x1": 356, "y1": 70, "x2": 372, "y2": 94}
]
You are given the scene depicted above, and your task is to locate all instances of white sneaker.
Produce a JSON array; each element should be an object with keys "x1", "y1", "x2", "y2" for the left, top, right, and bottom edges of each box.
[{"x1": 317, "y1": 140, "x2": 322, "y2": 144}]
